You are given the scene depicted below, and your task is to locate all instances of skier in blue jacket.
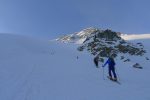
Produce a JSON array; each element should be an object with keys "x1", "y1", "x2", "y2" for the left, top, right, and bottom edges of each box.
[{"x1": 103, "y1": 57, "x2": 117, "y2": 81}]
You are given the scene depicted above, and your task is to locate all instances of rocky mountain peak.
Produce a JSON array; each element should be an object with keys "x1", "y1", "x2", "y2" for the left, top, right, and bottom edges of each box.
[{"x1": 56, "y1": 28, "x2": 147, "y2": 67}]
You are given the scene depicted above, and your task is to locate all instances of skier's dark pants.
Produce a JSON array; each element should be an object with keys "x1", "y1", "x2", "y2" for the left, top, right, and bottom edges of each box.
[
  {"x1": 94, "y1": 60, "x2": 98, "y2": 67},
  {"x1": 108, "y1": 66, "x2": 117, "y2": 78}
]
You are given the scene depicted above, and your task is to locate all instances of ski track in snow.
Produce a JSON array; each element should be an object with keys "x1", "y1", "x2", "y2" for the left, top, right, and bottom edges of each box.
[{"x1": 0, "y1": 34, "x2": 150, "y2": 100}]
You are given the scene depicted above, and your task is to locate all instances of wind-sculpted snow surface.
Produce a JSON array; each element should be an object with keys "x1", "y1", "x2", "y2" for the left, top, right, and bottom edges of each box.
[{"x1": 0, "y1": 34, "x2": 150, "y2": 100}]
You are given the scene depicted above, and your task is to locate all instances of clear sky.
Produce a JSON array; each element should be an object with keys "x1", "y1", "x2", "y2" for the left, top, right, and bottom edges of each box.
[{"x1": 0, "y1": 0, "x2": 150, "y2": 39}]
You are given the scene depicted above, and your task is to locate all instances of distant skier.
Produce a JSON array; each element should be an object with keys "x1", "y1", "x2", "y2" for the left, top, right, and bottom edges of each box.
[
  {"x1": 94, "y1": 56, "x2": 99, "y2": 68},
  {"x1": 102, "y1": 56, "x2": 117, "y2": 81},
  {"x1": 77, "y1": 56, "x2": 79, "y2": 59}
]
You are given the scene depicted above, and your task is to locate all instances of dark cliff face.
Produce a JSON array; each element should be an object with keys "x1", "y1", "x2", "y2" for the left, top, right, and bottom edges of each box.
[{"x1": 77, "y1": 29, "x2": 146, "y2": 62}]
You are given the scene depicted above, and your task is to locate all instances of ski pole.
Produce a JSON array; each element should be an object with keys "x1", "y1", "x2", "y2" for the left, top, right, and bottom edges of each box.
[
  {"x1": 102, "y1": 66, "x2": 105, "y2": 80},
  {"x1": 115, "y1": 67, "x2": 120, "y2": 81}
]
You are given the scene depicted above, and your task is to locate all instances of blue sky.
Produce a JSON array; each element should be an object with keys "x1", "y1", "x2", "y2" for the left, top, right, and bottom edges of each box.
[{"x1": 0, "y1": 0, "x2": 150, "y2": 39}]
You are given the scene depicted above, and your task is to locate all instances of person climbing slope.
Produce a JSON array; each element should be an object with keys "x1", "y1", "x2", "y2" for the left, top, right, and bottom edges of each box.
[
  {"x1": 94, "y1": 56, "x2": 99, "y2": 68},
  {"x1": 102, "y1": 56, "x2": 117, "y2": 81}
]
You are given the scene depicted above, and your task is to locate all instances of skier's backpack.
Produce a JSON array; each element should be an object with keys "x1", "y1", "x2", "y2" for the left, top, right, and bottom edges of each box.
[{"x1": 109, "y1": 58, "x2": 115, "y2": 66}]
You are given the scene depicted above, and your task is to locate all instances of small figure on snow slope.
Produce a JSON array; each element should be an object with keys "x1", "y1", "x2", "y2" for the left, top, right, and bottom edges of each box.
[{"x1": 94, "y1": 56, "x2": 99, "y2": 68}]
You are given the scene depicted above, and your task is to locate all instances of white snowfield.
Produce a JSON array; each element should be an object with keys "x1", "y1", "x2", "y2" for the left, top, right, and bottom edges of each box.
[
  {"x1": 121, "y1": 34, "x2": 150, "y2": 40},
  {"x1": 0, "y1": 33, "x2": 150, "y2": 100}
]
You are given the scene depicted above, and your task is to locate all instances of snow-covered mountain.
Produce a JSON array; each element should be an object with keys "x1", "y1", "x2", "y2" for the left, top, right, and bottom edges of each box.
[
  {"x1": 57, "y1": 27, "x2": 150, "y2": 43},
  {"x1": 56, "y1": 27, "x2": 121, "y2": 44},
  {"x1": 56, "y1": 27, "x2": 100, "y2": 44},
  {"x1": 0, "y1": 33, "x2": 150, "y2": 100},
  {"x1": 57, "y1": 28, "x2": 148, "y2": 68}
]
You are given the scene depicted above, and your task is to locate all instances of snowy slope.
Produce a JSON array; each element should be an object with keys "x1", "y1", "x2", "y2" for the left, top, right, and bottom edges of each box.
[
  {"x1": 0, "y1": 33, "x2": 150, "y2": 100},
  {"x1": 56, "y1": 27, "x2": 121, "y2": 44},
  {"x1": 56, "y1": 27, "x2": 101, "y2": 44},
  {"x1": 121, "y1": 34, "x2": 150, "y2": 40}
]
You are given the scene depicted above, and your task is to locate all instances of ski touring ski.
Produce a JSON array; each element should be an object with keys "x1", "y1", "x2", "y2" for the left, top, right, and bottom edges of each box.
[{"x1": 107, "y1": 76, "x2": 121, "y2": 85}]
